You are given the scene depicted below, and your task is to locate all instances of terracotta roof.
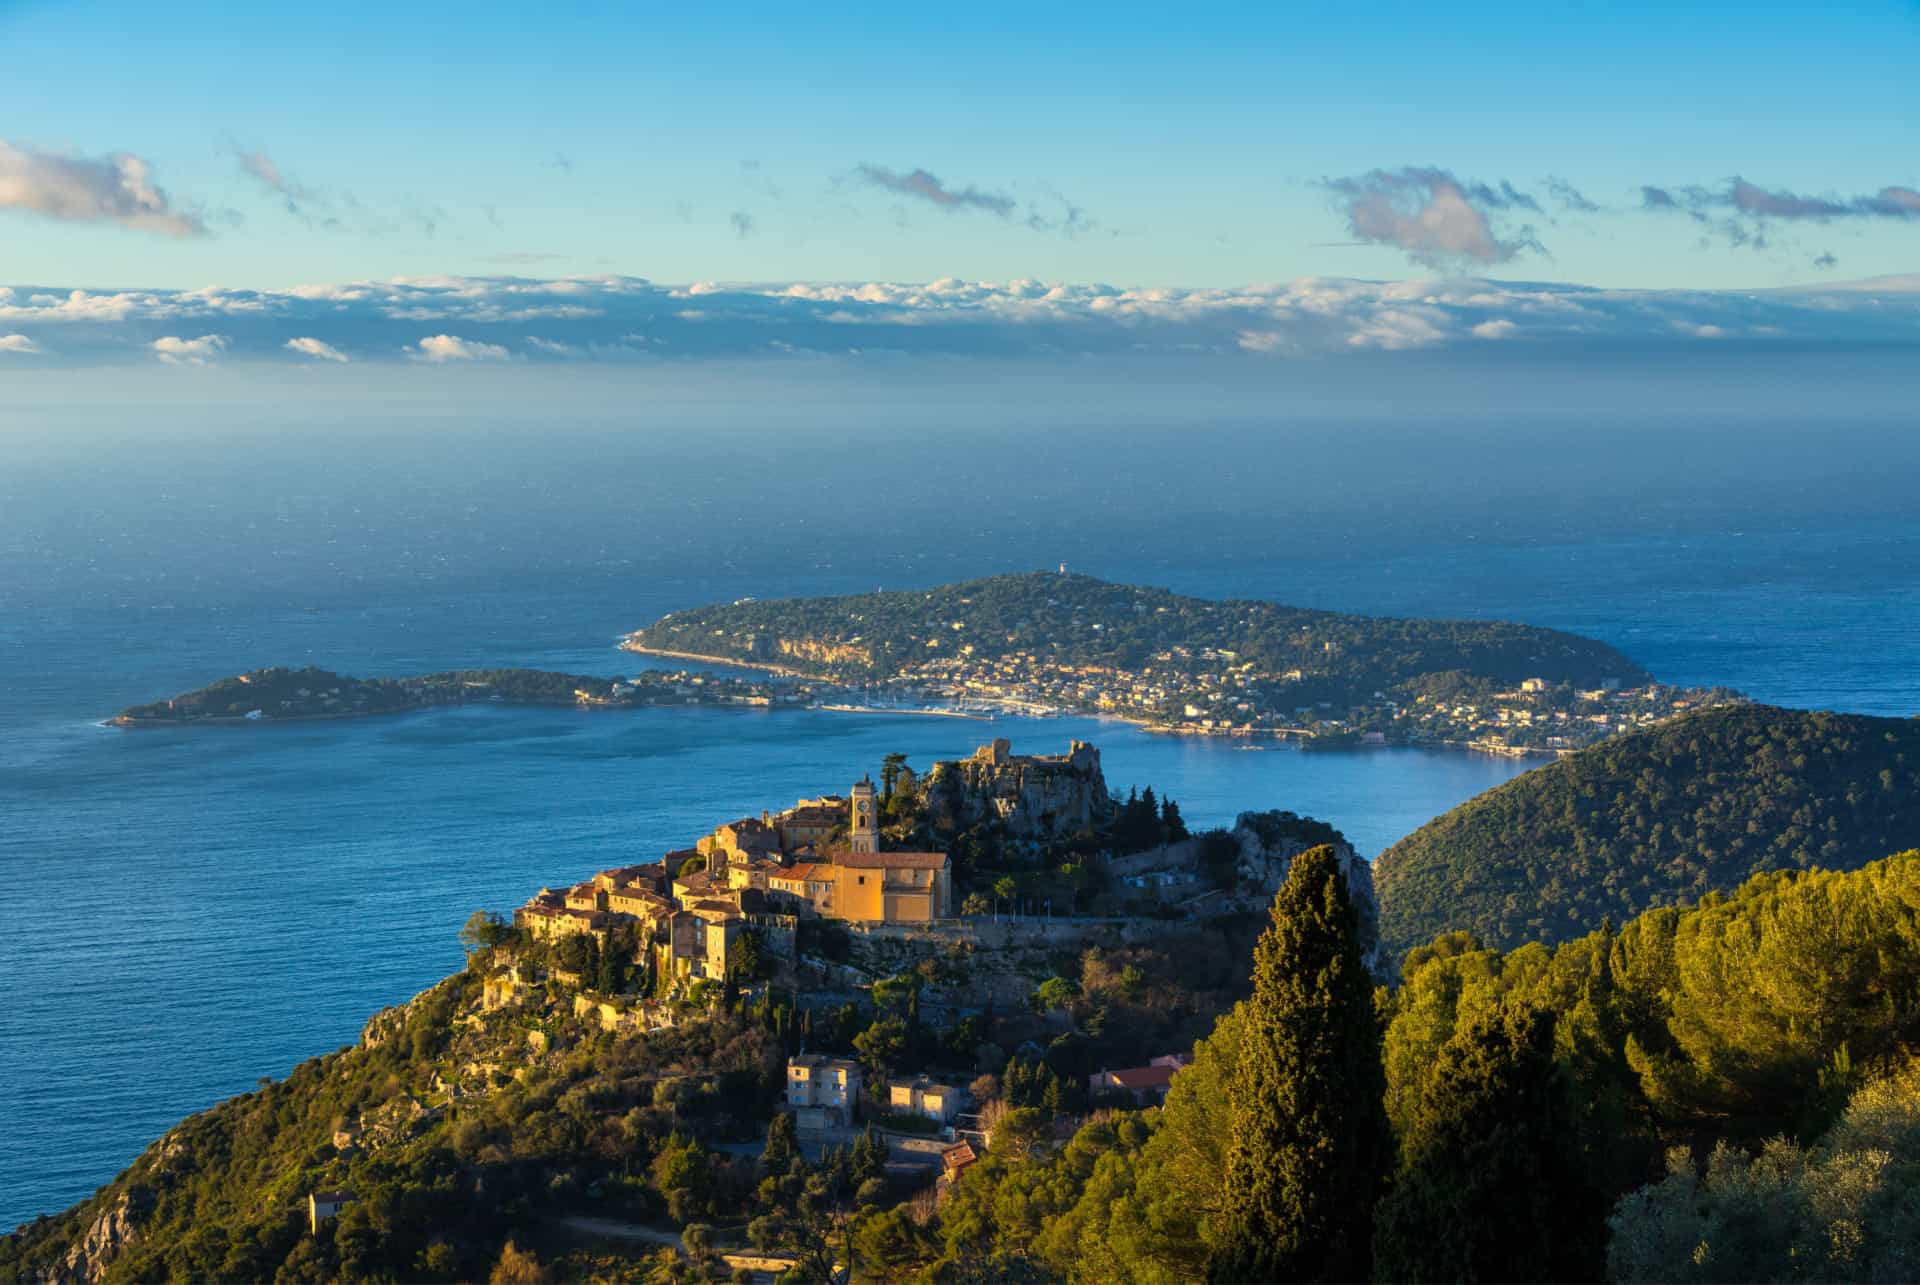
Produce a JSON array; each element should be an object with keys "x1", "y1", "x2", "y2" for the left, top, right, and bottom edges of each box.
[
  {"x1": 942, "y1": 1141, "x2": 977, "y2": 1170},
  {"x1": 601, "y1": 862, "x2": 663, "y2": 882},
  {"x1": 1098, "y1": 1064, "x2": 1177, "y2": 1090},
  {"x1": 834, "y1": 851, "x2": 949, "y2": 870},
  {"x1": 774, "y1": 863, "x2": 829, "y2": 882},
  {"x1": 607, "y1": 888, "x2": 672, "y2": 914}
]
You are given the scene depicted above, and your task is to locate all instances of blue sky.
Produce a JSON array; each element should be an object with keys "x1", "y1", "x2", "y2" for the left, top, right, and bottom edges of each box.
[
  {"x1": 4, "y1": 0, "x2": 1918, "y2": 289},
  {"x1": 1, "y1": 0, "x2": 1917, "y2": 377}
]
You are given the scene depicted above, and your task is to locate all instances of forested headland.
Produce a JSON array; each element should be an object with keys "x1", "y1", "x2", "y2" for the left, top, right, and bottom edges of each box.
[{"x1": 624, "y1": 571, "x2": 1696, "y2": 750}]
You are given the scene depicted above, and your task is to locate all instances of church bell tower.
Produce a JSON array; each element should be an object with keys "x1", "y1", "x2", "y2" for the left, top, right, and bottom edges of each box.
[{"x1": 849, "y1": 777, "x2": 879, "y2": 854}]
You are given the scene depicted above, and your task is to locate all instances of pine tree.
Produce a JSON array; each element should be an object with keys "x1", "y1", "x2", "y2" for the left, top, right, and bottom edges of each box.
[
  {"x1": 1371, "y1": 1004, "x2": 1607, "y2": 1283},
  {"x1": 1211, "y1": 845, "x2": 1390, "y2": 1283}
]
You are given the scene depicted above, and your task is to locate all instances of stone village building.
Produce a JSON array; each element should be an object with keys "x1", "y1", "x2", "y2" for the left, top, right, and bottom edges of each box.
[{"x1": 513, "y1": 752, "x2": 994, "y2": 985}]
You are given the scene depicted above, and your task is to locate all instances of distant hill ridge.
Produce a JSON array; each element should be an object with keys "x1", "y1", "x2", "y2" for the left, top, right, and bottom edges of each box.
[{"x1": 1375, "y1": 702, "x2": 1920, "y2": 956}]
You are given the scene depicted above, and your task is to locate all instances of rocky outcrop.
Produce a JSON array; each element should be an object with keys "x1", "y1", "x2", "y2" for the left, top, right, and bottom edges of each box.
[
  {"x1": 1230, "y1": 810, "x2": 1380, "y2": 971},
  {"x1": 774, "y1": 637, "x2": 872, "y2": 668},
  {"x1": 58, "y1": 1185, "x2": 154, "y2": 1284},
  {"x1": 925, "y1": 740, "x2": 1114, "y2": 837}
]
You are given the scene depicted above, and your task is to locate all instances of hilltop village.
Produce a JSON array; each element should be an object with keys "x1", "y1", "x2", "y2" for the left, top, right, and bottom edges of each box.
[
  {"x1": 514, "y1": 765, "x2": 956, "y2": 987},
  {"x1": 508, "y1": 736, "x2": 1372, "y2": 997}
]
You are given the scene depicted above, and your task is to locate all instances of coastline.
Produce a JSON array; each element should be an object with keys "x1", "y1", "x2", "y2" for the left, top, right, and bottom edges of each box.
[{"x1": 615, "y1": 643, "x2": 1575, "y2": 757}]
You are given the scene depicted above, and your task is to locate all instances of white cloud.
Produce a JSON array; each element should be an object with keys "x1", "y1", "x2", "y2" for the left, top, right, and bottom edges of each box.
[
  {"x1": 1346, "y1": 307, "x2": 1450, "y2": 350},
  {"x1": 285, "y1": 337, "x2": 348, "y2": 362},
  {"x1": 0, "y1": 333, "x2": 41, "y2": 353},
  {"x1": 0, "y1": 272, "x2": 1910, "y2": 366},
  {"x1": 0, "y1": 141, "x2": 205, "y2": 237},
  {"x1": 0, "y1": 289, "x2": 156, "y2": 323},
  {"x1": 151, "y1": 334, "x2": 228, "y2": 365},
  {"x1": 410, "y1": 333, "x2": 510, "y2": 362}
]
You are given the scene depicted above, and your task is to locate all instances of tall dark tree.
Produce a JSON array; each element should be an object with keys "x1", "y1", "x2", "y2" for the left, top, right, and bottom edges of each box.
[
  {"x1": 762, "y1": 1109, "x2": 800, "y2": 1174},
  {"x1": 1160, "y1": 796, "x2": 1188, "y2": 842},
  {"x1": 1211, "y1": 845, "x2": 1390, "y2": 1283},
  {"x1": 1372, "y1": 1004, "x2": 1608, "y2": 1283},
  {"x1": 881, "y1": 752, "x2": 909, "y2": 800}
]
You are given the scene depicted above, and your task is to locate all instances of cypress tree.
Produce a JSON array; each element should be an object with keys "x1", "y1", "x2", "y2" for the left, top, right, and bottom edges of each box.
[
  {"x1": 1372, "y1": 1003, "x2": 1607, "y2": 1283},
  {"x1": 1211, "y1": 845, "x2": 1390, "y2": 1283},
  {"x1": 763, "y1": 1109, "x2": 800, "y2": 1174}
]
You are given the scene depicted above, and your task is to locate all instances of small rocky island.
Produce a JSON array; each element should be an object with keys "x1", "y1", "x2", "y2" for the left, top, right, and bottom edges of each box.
[{"x1": 109, "y1": 664, "x2": 792, "y2": 726}]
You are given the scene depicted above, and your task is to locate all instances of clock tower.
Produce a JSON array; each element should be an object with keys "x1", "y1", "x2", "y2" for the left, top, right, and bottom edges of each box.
[{"x1": 849, "y1": 777, "x2": 879, "y2": 854}]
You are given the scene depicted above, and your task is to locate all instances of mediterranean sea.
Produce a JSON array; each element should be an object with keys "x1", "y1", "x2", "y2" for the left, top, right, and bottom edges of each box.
[{"x1": 4, "y1": 420, "x2": 1917, "y2": 1228}]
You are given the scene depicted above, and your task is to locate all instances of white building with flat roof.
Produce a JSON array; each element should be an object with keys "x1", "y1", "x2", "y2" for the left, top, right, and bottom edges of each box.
[{"x1": 787, "y1": 1054, "x2": 862, "y2": 1129}]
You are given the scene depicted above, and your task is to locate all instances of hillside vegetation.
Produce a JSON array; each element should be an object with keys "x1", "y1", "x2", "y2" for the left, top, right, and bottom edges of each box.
[
  {"x1": 628, "y1": 571, "x2": 1650, "y2": 697},
  {"x1": 12, "y1": 842, "x2": 1920, "y2": 1282},
  {"x1": 1374, "y1": 703, "x2": 1920, "y2": 955},
  {"x1": 813, "y1": 850, "x2": 1920, "y2": 1281}
]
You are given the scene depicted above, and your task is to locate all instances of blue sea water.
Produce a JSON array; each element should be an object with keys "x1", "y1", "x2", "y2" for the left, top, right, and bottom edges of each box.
[{"x1": 3, "y1": 420, "x2": 1917, "y2": 1229}]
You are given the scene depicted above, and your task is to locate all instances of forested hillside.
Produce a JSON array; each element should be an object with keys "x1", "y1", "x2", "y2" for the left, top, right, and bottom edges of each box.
[
  {"x1": 879, "y1": 850, "x2": 1920, "y2": 1282},
  {"x1": 1374, "y1": 703, "x2": 1920, "y2": 955},
  {"x1": 11, "y1": 846, "x2": 1920, "y2": 1282}
]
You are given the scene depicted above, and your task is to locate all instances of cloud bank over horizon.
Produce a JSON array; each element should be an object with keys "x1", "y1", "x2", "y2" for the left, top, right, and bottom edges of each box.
[{"x1": 0, "y1": 272, "x2": 1917, "y2": 369}]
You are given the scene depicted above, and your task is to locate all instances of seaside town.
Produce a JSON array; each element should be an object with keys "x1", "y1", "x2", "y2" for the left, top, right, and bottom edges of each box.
[
  {"x1": 899, "y1": 648, "x2": 1736, "y2": 755},
  {"x1": 613, "y1": 636, "x2": 1738, "y2": 758}
]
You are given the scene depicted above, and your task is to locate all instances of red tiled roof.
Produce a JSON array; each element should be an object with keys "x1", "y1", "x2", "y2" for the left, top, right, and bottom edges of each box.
[
  {"x1": 1100, "y1": 1065, "x2": 1177, "y2": 1090},
  {"x1": 774, "y1": 863, "x2": 828, "y2": 882}
]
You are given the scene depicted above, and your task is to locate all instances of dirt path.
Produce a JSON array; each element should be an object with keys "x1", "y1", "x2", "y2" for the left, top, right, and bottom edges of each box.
[{"x1": 556, "y1": 1215, "x2": 683, "y2": 1247}]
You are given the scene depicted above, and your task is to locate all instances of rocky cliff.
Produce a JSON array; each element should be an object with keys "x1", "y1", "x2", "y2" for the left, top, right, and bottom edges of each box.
[
  {"x1": 1229, "y1": 810, "x2": 1380, "y2": 971},
  {"x1": 924, "y1": 740, "x2": 1115, "y2": 837}
]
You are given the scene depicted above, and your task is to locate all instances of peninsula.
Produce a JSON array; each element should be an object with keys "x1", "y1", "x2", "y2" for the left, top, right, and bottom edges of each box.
[{"x1": 624, "y1": 571, "x2": 1741, "y2": 754}]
